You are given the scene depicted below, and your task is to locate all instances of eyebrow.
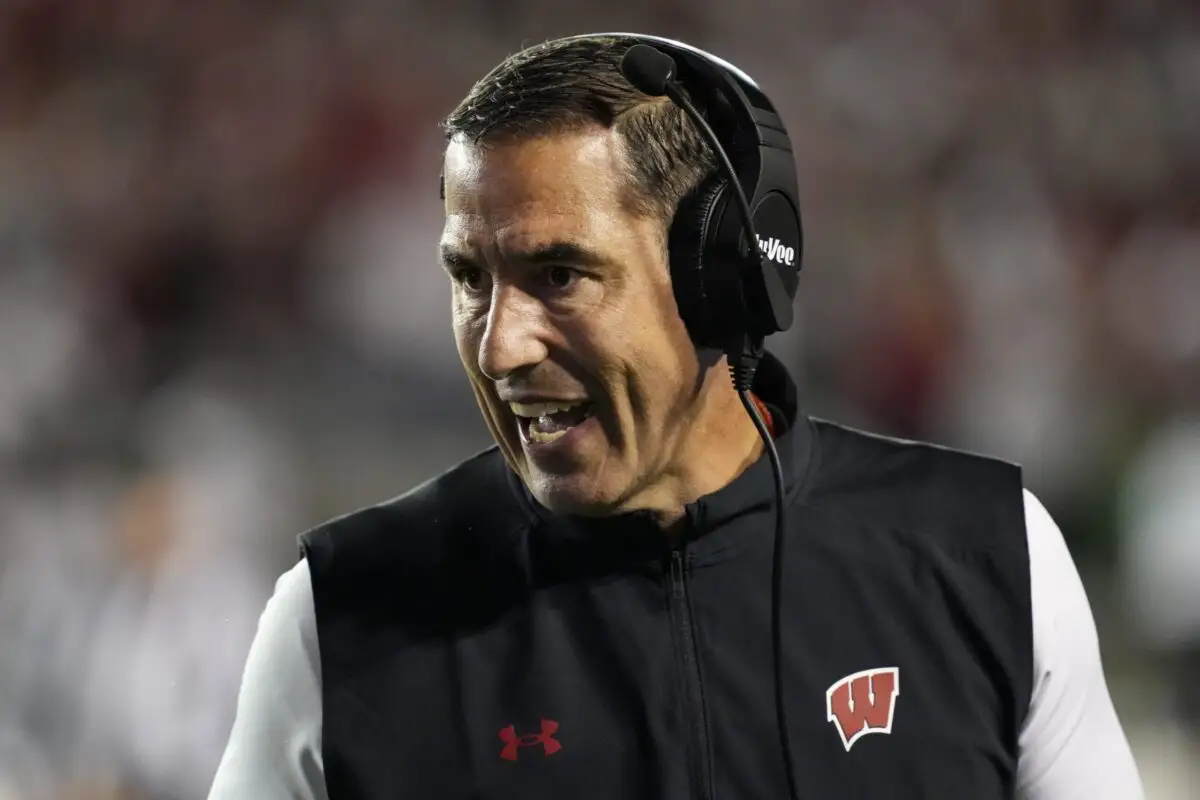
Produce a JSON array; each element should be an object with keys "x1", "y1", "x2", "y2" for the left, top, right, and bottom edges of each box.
[{"x1": 439, "y1": 241, "x2": 607, "y2": 270}]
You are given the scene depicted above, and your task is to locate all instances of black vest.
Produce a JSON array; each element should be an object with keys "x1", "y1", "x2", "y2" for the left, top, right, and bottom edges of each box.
[{"x1": 301, "y1": 358, "x2": 1032, "y2": 799}]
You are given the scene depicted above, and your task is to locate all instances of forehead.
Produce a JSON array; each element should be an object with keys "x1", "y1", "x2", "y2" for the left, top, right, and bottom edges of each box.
[{"x1": 441, "y1": 128, "x2": 634, "y2": 253}]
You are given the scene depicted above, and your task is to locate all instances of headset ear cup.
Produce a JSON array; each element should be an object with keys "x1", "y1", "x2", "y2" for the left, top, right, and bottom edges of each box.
[{"x1": 668, "y1": 176, "x2": 728, "y2": 348}]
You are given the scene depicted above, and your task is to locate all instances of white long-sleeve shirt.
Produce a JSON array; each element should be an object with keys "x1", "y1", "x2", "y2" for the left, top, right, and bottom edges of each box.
[{"x1": 208, "y1": 490, "x2": 1144, "y2": 799}]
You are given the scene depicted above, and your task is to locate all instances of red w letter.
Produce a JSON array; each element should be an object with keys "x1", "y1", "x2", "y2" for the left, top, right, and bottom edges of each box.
[{"x1": 825, "y1": 667, "x2": 900, "y2": 752}]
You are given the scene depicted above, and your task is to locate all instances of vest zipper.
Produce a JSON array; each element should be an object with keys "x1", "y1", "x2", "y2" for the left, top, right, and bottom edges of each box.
[{"x1": 669, "y1": 548, "x2": 713, "y2": 800}]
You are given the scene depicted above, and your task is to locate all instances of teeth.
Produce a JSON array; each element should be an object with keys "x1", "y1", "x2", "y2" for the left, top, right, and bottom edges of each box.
[
  {"x1": 528, "y1": 427, "x2": 569, "y2": 444},
  {"x1": 509, "y1": 400, "x2": 586, "y2": 418}
]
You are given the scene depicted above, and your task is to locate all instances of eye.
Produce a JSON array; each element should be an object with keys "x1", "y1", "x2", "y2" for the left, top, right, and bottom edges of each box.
[
  {"x1": 452, "y1": 267, "x2": 489, "y2": 293},
  {"x1": 542, "y1": 265, "x2": 577, "y2": 290}
]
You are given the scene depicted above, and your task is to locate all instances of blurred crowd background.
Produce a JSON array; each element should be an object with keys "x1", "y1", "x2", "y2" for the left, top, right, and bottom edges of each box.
[{"x1": 0, "y1": 0, "x2": 1197, "y2": 797}]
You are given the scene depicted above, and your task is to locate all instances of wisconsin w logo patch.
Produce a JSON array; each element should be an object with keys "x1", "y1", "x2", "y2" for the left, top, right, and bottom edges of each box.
[{"x1": 825, "y1": 667, "x2": 900, "y2": 752}]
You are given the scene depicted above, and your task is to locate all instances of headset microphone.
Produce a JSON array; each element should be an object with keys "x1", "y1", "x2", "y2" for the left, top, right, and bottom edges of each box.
[
  {"x1": 620, "y1": 42, "x2": 802, "y2": 800},
  {"x1": 619, "y1": 43, "x2": 675, "y2": 95}
]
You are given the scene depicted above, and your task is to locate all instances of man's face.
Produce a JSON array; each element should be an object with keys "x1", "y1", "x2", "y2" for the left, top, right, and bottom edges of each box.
[{"x1": 440, "y1": 127, "x2": 704, "y2": 516}]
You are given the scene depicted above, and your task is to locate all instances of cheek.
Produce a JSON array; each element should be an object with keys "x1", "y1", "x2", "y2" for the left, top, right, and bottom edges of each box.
[
  {"x1": 453, "y1": 312, "x2": 513, "y2": 439},
  {"x1": 610, "y1": 311, "x2": 700, "y2": 423},
  {"x1": 634, "y1": 277, "x2": 697, "y2": 367},
  {"x1": 451, "y1": 303, "x2": 484, "y2": 371}
]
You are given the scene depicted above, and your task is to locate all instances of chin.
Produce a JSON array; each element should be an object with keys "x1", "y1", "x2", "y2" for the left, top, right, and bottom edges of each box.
[{"x1": 525, "y1": 472, "x2": 620, "y2": 518}]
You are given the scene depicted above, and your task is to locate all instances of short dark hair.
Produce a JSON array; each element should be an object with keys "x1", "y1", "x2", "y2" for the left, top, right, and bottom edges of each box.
[{"x1": 440, "y1": 35, "x2": 717, "y2": 223}]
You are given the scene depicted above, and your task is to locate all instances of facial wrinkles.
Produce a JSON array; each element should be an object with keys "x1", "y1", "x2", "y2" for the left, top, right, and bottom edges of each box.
[
  {"x1": 451, "y1": 290, "x2": 516, "y2": 467},
  {"x1": 629, "y1": 369, "x2": 700, "y2": 507},
  {"x1": 630, "y1": 227, "x2": 699, "y2": 466},
  {"x1": 440, "y1": 234, "x2": 513, "y2": 468},
  {"x1": 444, "y1": 129, "x2": 736, "y2": 517}
]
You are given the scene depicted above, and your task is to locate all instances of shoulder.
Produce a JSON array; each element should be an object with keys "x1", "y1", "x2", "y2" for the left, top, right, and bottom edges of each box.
[
  {"x1": 301, "y1": 446, "x2": 525, "y2": 568},
  {"x1": 305, "y1": 445, "x2": 513, "y2": 536},
  {"x1": 298, "y1": 446, "x2": 533, "y2": 607},
  {"x1": 231, "y1": 559, "x2": 320, "y2": 700},
  {"x1": 802, "y1": 422, "x2": 1046, "y2": 750},
  {"x1": 806, "y1": 418, "x2": 1025, "y2": 545},
  {"x1": 1018, "y1": 489, "x2": 1146, "y2": 798},
  {"x1": 1022, "y1": 487, "x2": 1110, "y2": 700},
  {"x1": 208, "y1": 560, "x2": 326, "y2": 799}
]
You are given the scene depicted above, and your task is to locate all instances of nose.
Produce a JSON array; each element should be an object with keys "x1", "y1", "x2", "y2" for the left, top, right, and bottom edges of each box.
[{"x1": 477, "y1": 283, "x2": 550, "y2": 381}]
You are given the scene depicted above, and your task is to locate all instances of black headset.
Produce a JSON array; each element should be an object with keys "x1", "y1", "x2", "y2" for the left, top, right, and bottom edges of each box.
[
  {"x1": 568, "y1": 33, "x2": 805, "y2": 357},
  {"x1": 640, "y1": 37, "x2": 801, "y2": 353}
]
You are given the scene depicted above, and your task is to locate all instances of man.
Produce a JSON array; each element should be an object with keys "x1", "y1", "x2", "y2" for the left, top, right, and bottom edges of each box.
[{"x1": 209, "y1": 34, "x2": 1144, "y2": 799}]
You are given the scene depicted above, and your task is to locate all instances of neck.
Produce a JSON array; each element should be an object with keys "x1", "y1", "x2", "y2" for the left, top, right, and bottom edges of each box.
[{"x1": 636, "y1": 363, "x2": 767, "y2": 532}]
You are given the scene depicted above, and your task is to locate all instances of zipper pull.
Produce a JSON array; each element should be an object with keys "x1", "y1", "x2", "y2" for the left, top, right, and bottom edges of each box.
[{"x1": 670, "y1": 549, "x2": 685, "y2": 599}]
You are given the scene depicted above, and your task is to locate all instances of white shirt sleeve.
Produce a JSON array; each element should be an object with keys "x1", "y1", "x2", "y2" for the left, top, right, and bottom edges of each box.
[
  {"x1": 1016, "y1": 490, "x2": 1144, "y2": 800},
  {"x1": 208, "y1": 560, "x2": 327, "y2": 800}
]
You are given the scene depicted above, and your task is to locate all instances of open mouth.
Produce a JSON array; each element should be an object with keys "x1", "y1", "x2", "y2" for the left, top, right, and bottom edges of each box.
[{"x1": 510, "y1": 400, "x2": 596, "y2": 445}]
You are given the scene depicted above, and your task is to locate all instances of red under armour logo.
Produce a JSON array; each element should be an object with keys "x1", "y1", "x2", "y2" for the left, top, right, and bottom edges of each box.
[
  {"x1": 825, "y1": 667, "x2": 900, "y2": 752},
  {"x1": 498, "y1": 719, "x2": 562, "y2": 761}
]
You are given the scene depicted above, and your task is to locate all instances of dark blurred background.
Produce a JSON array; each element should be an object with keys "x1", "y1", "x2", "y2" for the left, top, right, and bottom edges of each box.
[{"x1": 0, "y1": 1, "x2": 1197, "y2": 797}]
